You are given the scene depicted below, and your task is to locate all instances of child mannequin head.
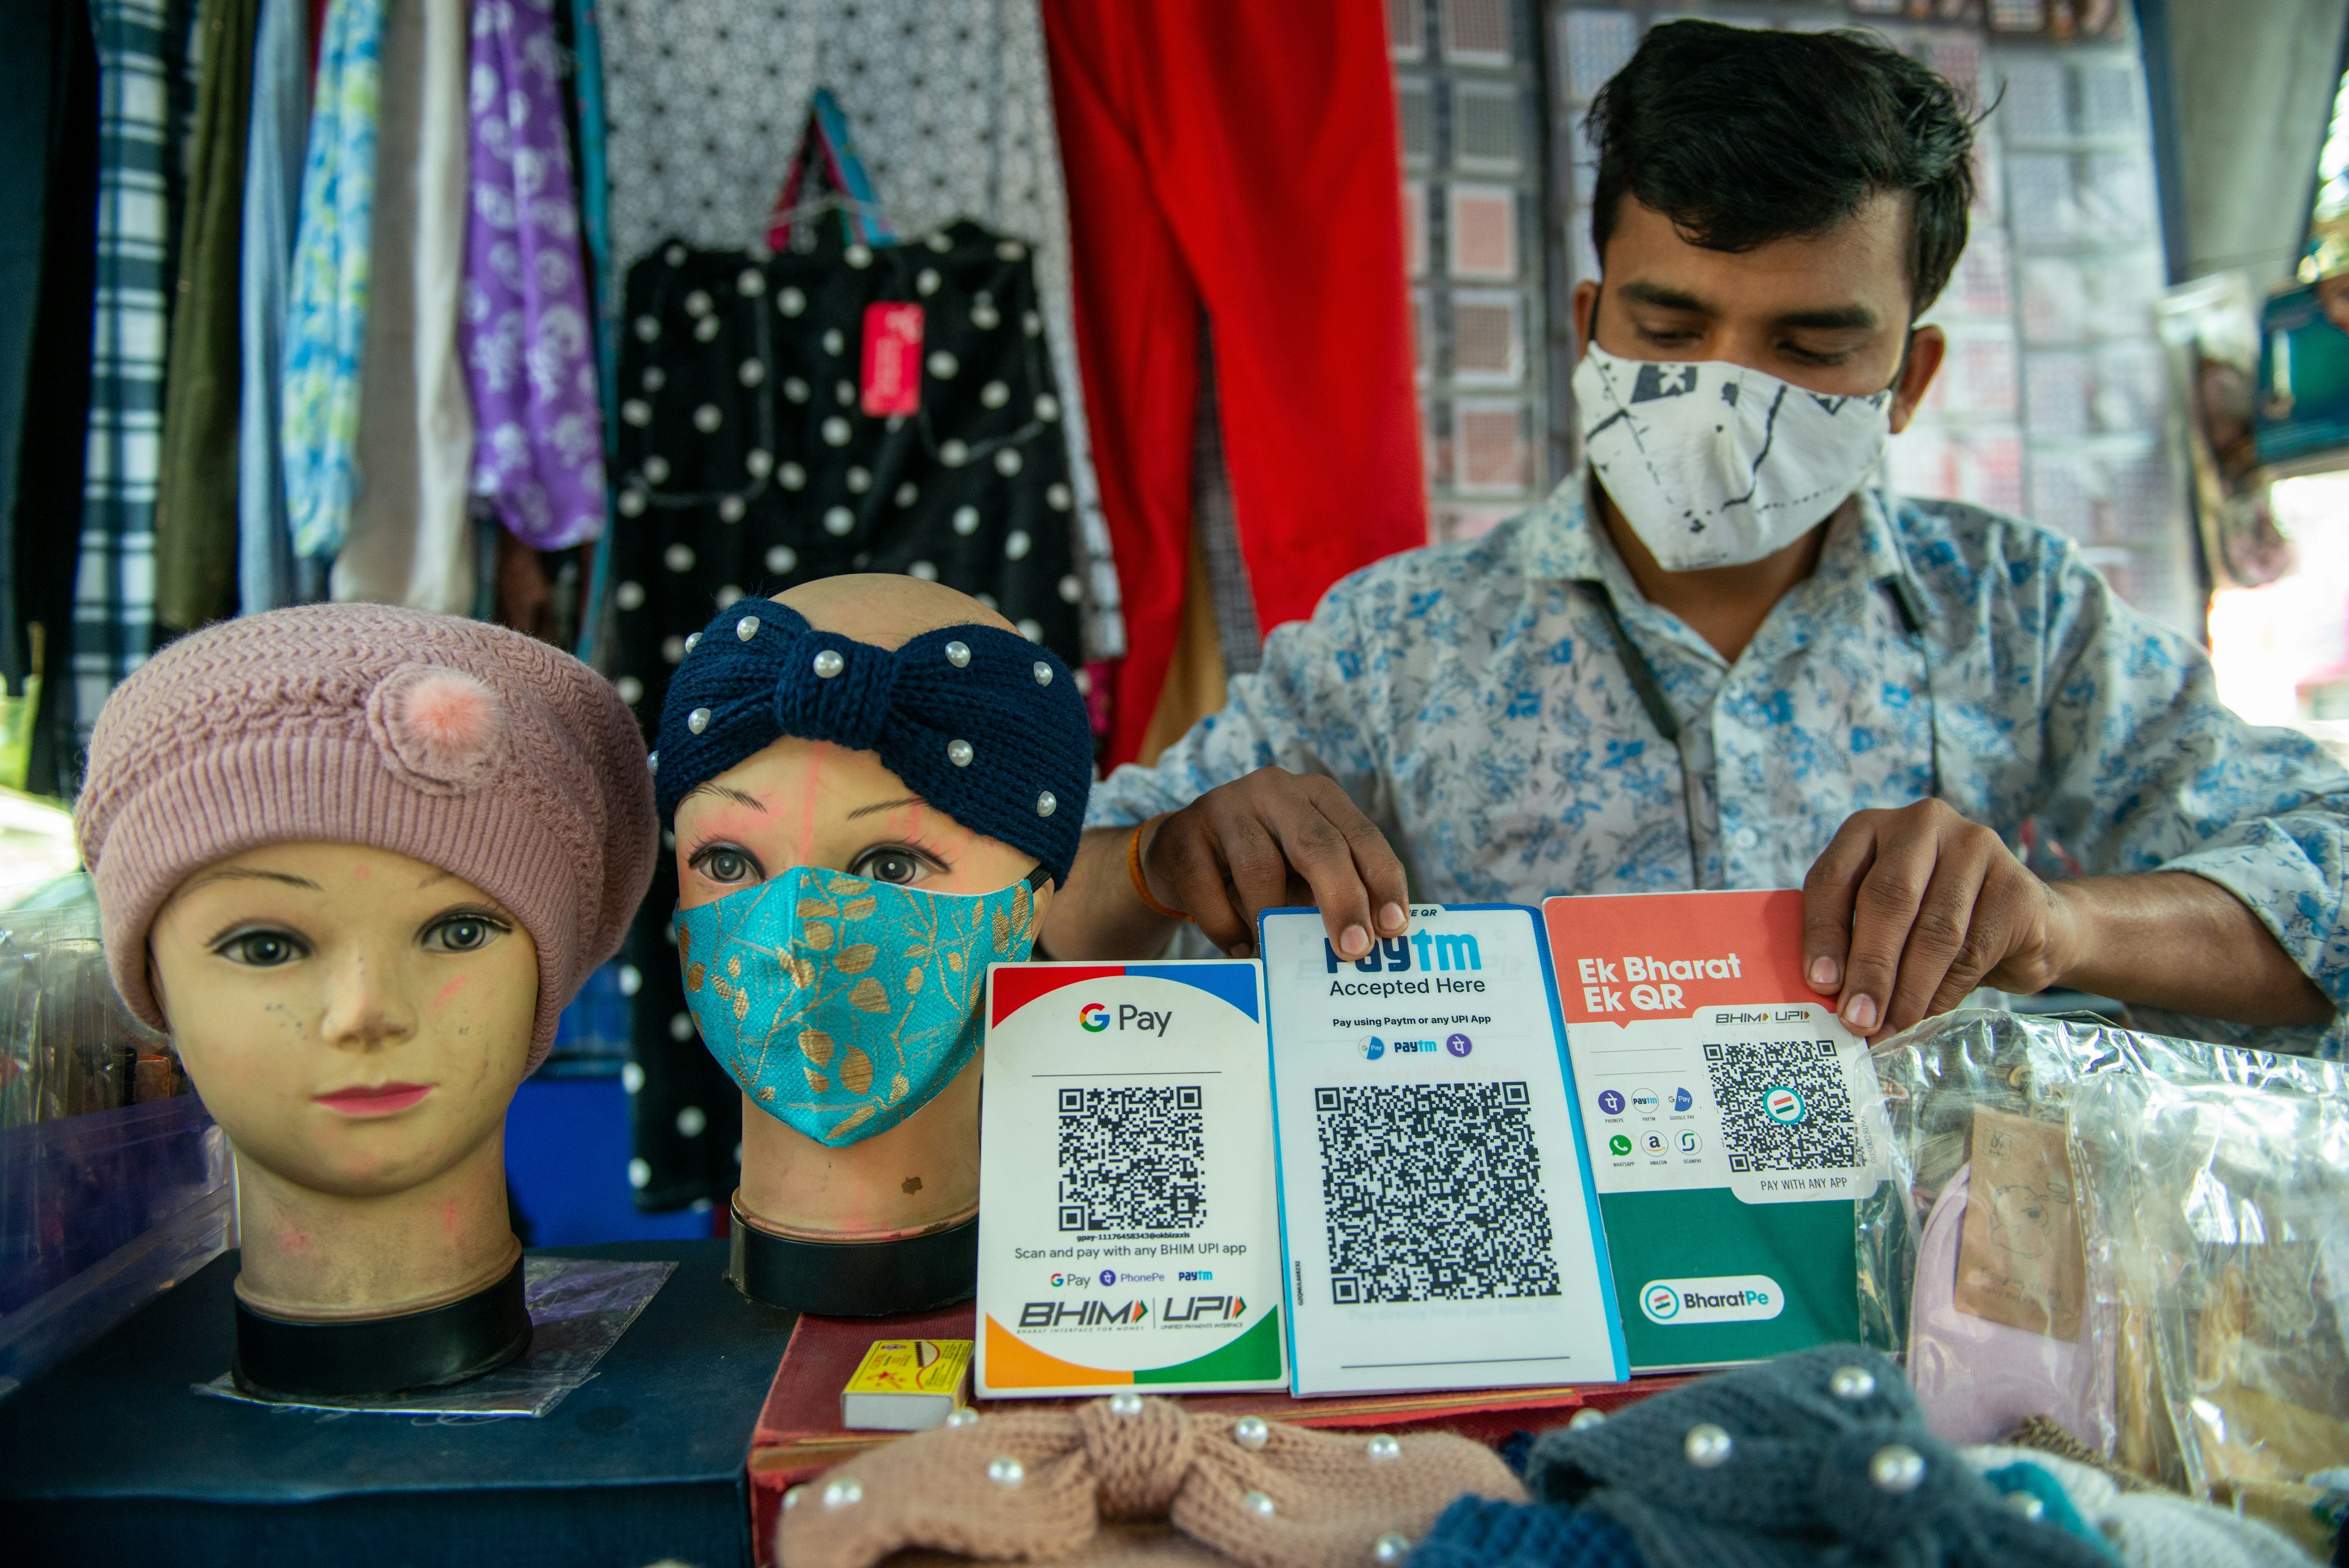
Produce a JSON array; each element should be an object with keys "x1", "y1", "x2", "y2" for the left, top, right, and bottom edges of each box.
[
  {"x1": 76, "y1": 605, "x2": 653, "y2": 1388},
  {"x1": 654, "y1": 576, "x2": 1091, "y2": 1311}
]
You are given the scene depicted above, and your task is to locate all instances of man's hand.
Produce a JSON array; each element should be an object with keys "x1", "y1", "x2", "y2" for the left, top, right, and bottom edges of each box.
[
  {"x1": 1139, "y1": 768, "x2": 1411, "y2": 960},
  {"x1": 1801, "y1": 799, "x2": 2079, "y2": 1039},
  {"x1": 1036, "y1": 768, "x2": 1411, "y2": 963},
  {"x1": 1801, "y1": 798, "x2": 2336, "y2": 1039}
]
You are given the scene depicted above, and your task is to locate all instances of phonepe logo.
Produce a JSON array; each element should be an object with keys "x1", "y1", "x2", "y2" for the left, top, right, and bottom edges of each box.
[
  {"x1": 1638, "y1": 1274, "x2": 1784, "y2": 1326},
  {"x1": 1080, "y1": 1002, "x2": 1172, "y2": 1035}
]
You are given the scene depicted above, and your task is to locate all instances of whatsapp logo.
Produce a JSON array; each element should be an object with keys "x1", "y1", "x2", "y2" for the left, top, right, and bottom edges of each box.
[{"x1": 1608, "y1": 1134, "x2": 1633, "y2": 1156}]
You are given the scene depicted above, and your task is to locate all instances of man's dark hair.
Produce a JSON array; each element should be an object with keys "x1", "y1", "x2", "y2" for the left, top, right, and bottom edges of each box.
[{"x1": 1586, "y1": 21, "x2": 1978, "y2": 318}]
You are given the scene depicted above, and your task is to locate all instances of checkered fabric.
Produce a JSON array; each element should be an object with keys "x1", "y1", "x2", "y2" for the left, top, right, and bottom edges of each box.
[{"x1": 74, "y1": 0, "x2": 182, "y2": 749}]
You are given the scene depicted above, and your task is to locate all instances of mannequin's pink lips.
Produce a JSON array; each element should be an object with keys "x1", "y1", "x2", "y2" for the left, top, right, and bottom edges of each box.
[{"x1": 314, "y1": 1083, "x2": 434, "y2": 1116}]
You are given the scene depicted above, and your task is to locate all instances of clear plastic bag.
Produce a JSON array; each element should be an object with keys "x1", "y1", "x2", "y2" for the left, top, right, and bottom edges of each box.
[
  {"x1": 2073, "y1": 1068, "x2": 2349, "y2": 1501},
  {"x1": 0, "y1": 1093, "x2": 232, "y2": 1398},
  {"x1": 1858, "y1": 1008, "x2": 2347, "y2": 1482},
  {"x1": 0, "y1": 905, "x2": 182, "y2": 1131}
]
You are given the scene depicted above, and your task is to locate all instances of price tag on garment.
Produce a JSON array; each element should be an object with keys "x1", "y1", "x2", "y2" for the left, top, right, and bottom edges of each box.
[
  {"x1": 1540, "y1": 890, "x2": 1893, "y2": 1373},
  {"x1": 974, "y1": 961, "x2": 1286, "y2": 1398},
  {"x1": 1257, "y1": 905, "x2": 1627, "y2": 1397},
  {"x1": 860, "y1": 302, "x2": 924, "y2": 416}
]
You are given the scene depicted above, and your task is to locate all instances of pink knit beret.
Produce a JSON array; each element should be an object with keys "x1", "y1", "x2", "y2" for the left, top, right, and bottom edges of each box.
[{"x1": 73, "y1": 603, "x2": 657, "y2": 1071}]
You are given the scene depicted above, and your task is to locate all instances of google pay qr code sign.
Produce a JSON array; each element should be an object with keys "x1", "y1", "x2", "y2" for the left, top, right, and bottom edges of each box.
[{"x1": 1056, "y1": 1085, "x2": 1206, "y2": 1235}]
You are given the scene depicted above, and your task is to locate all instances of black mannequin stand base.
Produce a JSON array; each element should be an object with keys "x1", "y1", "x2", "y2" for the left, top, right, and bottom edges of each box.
[
  {"x1": 230, "y1": 1255, "x2": 533, "y2": 1400},
  {"x1": 727, "y1": 1196, "x2": 977, "y2": 1316}
]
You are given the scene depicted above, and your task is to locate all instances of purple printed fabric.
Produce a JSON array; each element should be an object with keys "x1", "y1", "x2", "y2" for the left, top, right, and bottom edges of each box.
[{"x1": 462, "y1": 0, "x2": 605, "y2": 549}]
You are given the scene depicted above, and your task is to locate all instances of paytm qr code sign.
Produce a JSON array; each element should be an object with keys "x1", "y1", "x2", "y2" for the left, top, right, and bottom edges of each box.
[
  {"x1": 976, "y1": 962, "x2": 1285, "y2": 1398},
  {"x1": 1258, "y1": 904, "x2": 1626, "y2": 1397},
  {"x1": 1542, "y1": 890, "x2": 1892, "y2": 1372}
]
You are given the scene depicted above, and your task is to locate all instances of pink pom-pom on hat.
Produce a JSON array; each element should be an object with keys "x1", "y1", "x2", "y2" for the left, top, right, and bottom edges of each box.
[
  {"x1": 74, "y1": 604, "x2": 656, "y2": 1071},
  {"x1": 369, "y1": 664, "x2": 508, "y2": 791}
]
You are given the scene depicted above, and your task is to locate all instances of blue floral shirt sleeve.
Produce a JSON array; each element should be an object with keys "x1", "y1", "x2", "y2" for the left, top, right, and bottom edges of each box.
[
  {"x1": 1086, "y1": 474, "x2": 2349, "y2": 1057},
  {"x1": 1086, "y1": 582, "x2": 1389, "y2": 829},
  {"x1": 2016, "y1": 535, "x2": 2349, "y2": 1054}
]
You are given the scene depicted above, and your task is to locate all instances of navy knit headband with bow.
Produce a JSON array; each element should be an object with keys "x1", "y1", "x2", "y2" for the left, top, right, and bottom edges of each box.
[{"x1": 652, "y1": 596, "x2": 1092, "y2": 885}]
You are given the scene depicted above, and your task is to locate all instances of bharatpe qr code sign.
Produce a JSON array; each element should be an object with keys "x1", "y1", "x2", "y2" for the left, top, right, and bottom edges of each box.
[
  {"x1": 1314, "y1": 1080, "x2": 1562, "y2": 1305},
  {"x1": 1057, "y1": 1084, "x2": 1207, "y2": 1234},
  {"x1": 1704, "y1": 1039, "x2": 1861, "y2": 1173}
]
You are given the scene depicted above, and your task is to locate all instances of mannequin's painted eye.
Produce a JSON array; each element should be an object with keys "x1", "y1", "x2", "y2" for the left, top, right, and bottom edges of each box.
[
  {"x1": 863, "y1": 852, "x2": 919, "y2": 885},
  {"x1": 422, "y1": 912, "x2": 510, "y2": 953},
  {"x1": 440, "y1": 919, "x2": 490, "y2": 951},
  {"x1": 847, "y1": 847, "x2": 940, "y2": 886},
  {"x1": 217, "y1": 929, "x2": 308, "y2": 967},
  {"x1": 696, "y1": 848, "x2": 761, "y2": 885}
]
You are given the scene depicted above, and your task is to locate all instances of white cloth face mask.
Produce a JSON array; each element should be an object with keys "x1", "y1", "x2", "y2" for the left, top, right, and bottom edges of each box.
[{"x1": 1572, "y1": 343, "x2": 1893, "y2": 571}]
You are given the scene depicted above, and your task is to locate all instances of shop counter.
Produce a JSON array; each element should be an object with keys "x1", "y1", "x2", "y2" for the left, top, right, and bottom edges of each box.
[{"x1": 0, "y1": 1239, "x2": 790, "y2": 1568}]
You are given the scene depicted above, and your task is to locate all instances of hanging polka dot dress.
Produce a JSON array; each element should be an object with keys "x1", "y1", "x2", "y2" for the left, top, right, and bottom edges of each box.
[
  {"x1": 607, "y1": 221, "x2": 1083, "y2": 1211},
  {"x1": 607, "y1": 220, "x2": 1083, "y2": 740}
]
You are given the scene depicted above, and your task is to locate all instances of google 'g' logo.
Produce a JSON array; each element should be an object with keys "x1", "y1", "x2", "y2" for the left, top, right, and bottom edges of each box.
[{"x1": 1079, "y1": 1003, "x2": 1110, "y2": 1033}]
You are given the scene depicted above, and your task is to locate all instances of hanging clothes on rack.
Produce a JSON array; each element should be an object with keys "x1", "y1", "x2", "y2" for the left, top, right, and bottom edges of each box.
[
  {"x1": 0, "y1": 0, "x2": 94, "y2": 700},
  {"x1": 1039, "y1": 0, "x2": 1427, "y2": 767},
  {"x1": 10, "y1": 0, "x2": 102, "y2": 795},
  {"x1": 461, "y1": 0, "x2": 605, "y2": 554},
  {"x1": 595, "y1": 0, "x2": 1124, "y2": 667},
  {"x1": 330, "y1": 0, "x2": 471, "y2": 612},
  {"x1": 566, "y1": 0, "x2": 621, "y2": 666},
  {"x1": 73, "y1": 0, "x2": 197, "y2": 749},
  {"x1": 0, "y1": 1, "x2": 75, "y2": 686},
  {"x1": 237, "y1": 0, "x2": 308, "y2": 615},
  {"x1": 281, "y1": 0, "x2": 385, "y2": 571},
  {"x1": 154, "y1": 0, "x2": 259, "y2": 633}
]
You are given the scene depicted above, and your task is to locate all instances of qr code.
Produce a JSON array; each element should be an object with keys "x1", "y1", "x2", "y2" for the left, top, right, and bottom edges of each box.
[
  {"x1": 1703, "y1": 1039, "x2": 1861, "y2": 1172},
  {"x1": 1056, "y1": 1086, "x2": 1206, "y2": 1233},
  {"x1": 1314, "y1": 1082, "x2": 1561, "y2": 1305}
]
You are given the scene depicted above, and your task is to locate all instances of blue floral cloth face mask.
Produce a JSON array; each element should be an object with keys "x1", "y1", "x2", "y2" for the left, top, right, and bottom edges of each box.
[{"x1": 678, "y1": 863, "x2": 1048, "y2": 1146}]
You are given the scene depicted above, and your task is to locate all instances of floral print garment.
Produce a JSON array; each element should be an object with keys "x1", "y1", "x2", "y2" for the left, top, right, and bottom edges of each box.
[
  {"x1": 462, "y1": 0, "x2": 605, "y2": 549},
  {"x1": 281, "y1": 0, "x2": 386, "y2": 560},
  {"x1": 1089, "y1": 474, "x2": 2349, "y2": 1057}
]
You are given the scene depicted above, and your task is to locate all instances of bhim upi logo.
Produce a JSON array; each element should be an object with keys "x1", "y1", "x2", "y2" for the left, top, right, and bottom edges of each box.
[{"x1": 1079, "y1": 1002, "x2": 1110, "y2": 1033}]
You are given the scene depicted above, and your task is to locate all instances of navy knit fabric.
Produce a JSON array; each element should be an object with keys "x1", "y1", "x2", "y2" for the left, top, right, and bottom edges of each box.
[
  {"x1": 652, "y1": 595, "x2": 1091, "y2": 885},
  {"x1": 1409, "y1": 1495, "x2": 1646, "y2": 1568}
]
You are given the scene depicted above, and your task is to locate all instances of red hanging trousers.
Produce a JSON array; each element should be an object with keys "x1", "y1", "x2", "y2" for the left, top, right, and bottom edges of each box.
[{"x1": 1042, "y1": 0, "x2": 1428, "y2": 768}]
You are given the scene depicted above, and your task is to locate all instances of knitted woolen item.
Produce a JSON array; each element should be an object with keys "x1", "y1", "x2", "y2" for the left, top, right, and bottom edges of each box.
[
  {"x1": 774, "y1": 1394, "x2": 1524, "y2": 1568},
  {"x1": 74, "y1": 603, "x2": 656, "y2": 1068},
  {"x1": 1405, "y1": 1495, "x2": 1646, "y2": 1568},
  {"x1": 651, "y1": 594, "x2": 1090, "y2": 885},
  {"x1": 1962, "y1": 1447, "x2": 2315, "y2": 1568},
  {"x1": 1526, "y1": 1345, "x2": 2115, "y2": 1568}
]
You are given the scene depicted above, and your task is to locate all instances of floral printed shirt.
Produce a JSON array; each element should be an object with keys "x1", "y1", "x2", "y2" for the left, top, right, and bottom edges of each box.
[{"x1": 1088, "y1": 474, "x2": 2349, "y2": 1057}]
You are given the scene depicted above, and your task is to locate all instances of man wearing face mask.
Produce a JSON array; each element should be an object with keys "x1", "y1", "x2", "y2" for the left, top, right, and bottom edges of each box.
[{"x1": 1040, "y1": 19, "x2": 2349, "y2": 1056}]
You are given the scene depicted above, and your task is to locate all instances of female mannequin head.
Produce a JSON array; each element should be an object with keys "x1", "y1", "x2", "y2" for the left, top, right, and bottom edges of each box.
[
  {"x1": 146, "y1": 841, "x2": 540, "y2": 1206},
  {"x1": 76, "y1": 605, "x2": 653, "y2": 1380},
  {"x1": 653, "y1": 576, "x2": 1091, "y2": 1310}
]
